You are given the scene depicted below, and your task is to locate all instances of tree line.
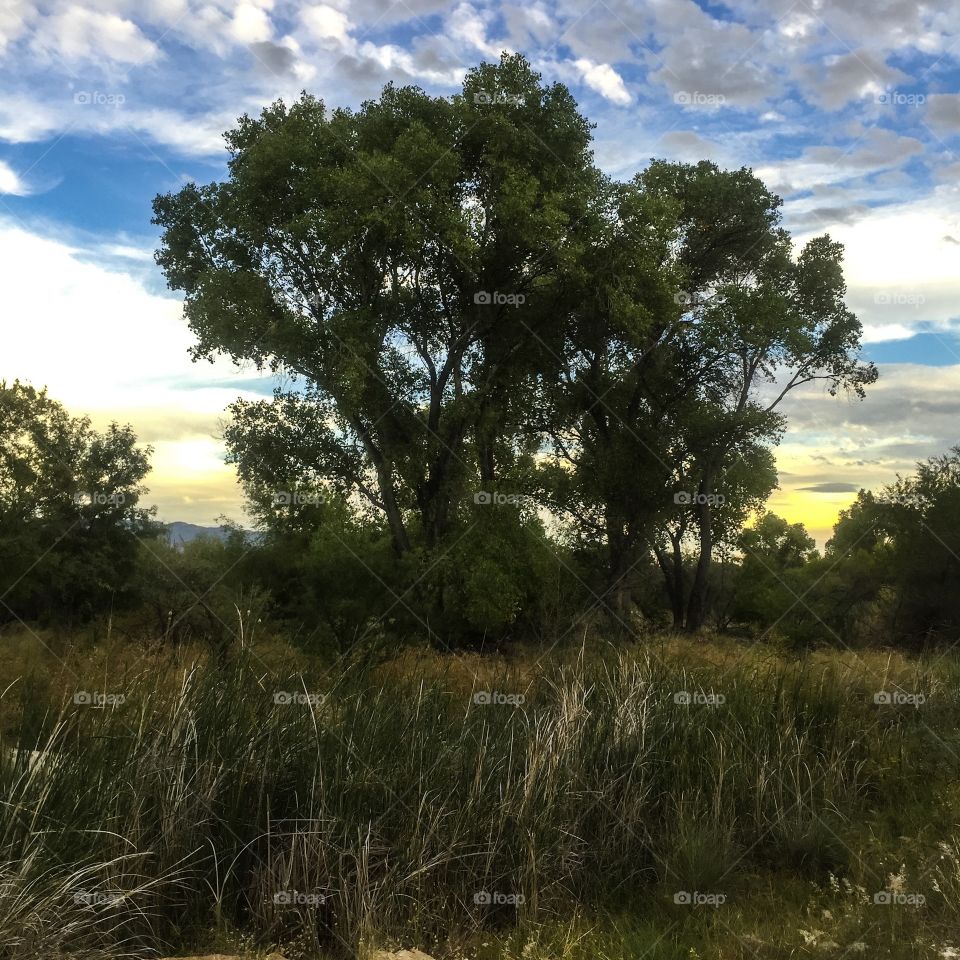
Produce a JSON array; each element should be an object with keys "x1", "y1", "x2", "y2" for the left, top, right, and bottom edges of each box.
[
  {"x1": 147, "y1": 53, "x2": 874, "y2": 639},
  {"x1": 2, "y1": 377, "x2": 959, "y2": 648},
  {"x1": 9, "y1": 54, "x2": 954, "y2": 650}
]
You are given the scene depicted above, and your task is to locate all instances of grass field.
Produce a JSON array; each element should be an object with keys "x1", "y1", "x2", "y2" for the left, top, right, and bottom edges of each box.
[{"x1": 2, "y1": 627, "x2": 960, "y2": 958}]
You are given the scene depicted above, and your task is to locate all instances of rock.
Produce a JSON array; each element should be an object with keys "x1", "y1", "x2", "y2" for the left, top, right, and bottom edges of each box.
[
  {"x1": 369, "y1": 951, "x2": 436, "y2": 960},
  {"x1": 158, "y1": 954, "x2": 286, "y2": 960},
  {"x1": 4, "y1": 746, "x2": 56, "y2": 771}
]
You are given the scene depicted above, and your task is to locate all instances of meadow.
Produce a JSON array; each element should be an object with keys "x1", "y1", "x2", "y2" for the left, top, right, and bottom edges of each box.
[
  {"x1": 3, "y1": 627, "x2": 960, "y2": 959},
  {"x1": 4, "y1": 27, "x2": 959, "y2": 960}
]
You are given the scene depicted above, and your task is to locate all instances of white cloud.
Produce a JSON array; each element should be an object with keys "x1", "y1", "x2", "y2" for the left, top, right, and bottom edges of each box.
[
  {"x1": 858, "y1": 323, "x2": 918, "y2": 343},
  {"x1": 572, "y1": 58, "x2": 631, "y2": 105},
  {"x1": 295, "y1": 5, "x2": 468, "y2": 89},
  {"x1": 502, "y1": 2, "x2": 556, "y2": 48},
  {"x1": 0, "y1": 94, "x2": 233, "y2": 156},
  {"x1": 778, "y1": 11, "x2": 819, "y2": 41},
  {"x1": 796, "y1": 50, "x2": 907, "y2": 111},
  {"x1": 0, "y1": 96, "x2": 59, "y2": 143},
  {"x1": 0, "y1": 0, "x2": 31, "y2": 53},
  {"x1": 229, "y1": 2, "x2": 273, "y2": 44},
  {"x1": 0, "y1": 218, "x2": 272, "y2": 524},
  {"x1": 300, "y1": 4, "x2": 351, "y2": 44},
  {"x1": 32, "y1": 7, "x2": 160, "y2": 65},
  {"x1": 925, "y1": 93, "x2": 960, "y2": 134},
  {"x1": 0, "y1": 160, "x2": 29, "y2": 195},
  {"x1": 337, "y1": 40, "x2": 465, "y2": 86},
  {"x1": 658, "y1": 130, "x2": 728, "y2": 163},
  {"x1": 646, "y1": 3, "x2": 779, "y2": 108},
  {"x1": 791, "y1": 191, "x2": 960, "y2": 340},
  {"x1": 120, "y1": 106, "x2": 232, "y2": 155},
  {"x1": 447, "y1": 2, "x2": 502, "y2": 57},
  {"x1": 99, "y1": 242, "x2": 156, "y2": 262},
  {"x1": 756, "y1": 128, "x2": 923, "y2": 196}
]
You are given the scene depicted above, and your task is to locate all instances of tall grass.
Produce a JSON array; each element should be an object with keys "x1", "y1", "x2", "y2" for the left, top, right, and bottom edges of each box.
[{"x1": 0, "y1": 639, "x2": 955, "y2": 957}]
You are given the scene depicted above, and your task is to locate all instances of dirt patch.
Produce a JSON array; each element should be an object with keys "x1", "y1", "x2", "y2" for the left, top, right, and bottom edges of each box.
[
  {"x1": 159, "y1": 955, "x2": 287, "y2": 960},
  {"x1": 370, "y1": 952, "x2": 436, "y2": 960}
]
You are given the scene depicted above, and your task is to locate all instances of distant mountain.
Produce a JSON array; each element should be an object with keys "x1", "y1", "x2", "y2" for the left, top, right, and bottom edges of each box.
[{"x1": 163, "y1": 521, "x2": 233, "y2": 546}]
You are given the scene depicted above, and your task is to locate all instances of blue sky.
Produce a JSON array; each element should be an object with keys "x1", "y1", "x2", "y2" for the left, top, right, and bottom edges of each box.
[{"x1": 1, "y1": 0, "x2": 959, "y2": 541}]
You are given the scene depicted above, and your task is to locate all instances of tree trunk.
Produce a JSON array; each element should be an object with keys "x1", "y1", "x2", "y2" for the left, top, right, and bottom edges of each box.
[
  {"x1": 655, "y1": 531, "x2": 687, "y2": 629},
  {"x1": 476, "y1": 396, "x2": 498, "y2": 488},
  {"x1": 374, "y1": 461, "x2": 410, "y2": 554},
  {"x1": 353, "y1": 417, "x2": 410, "y2": 554},
  {"x1": 606, "y1": 515, "x2": 633, "y2": 624},
  {"x1": 478, "y1": 439, "x2": 495, "y2": 487},
  {"x1": 422, "y1": 494, "x2": 450, "y2": 551},
  {"x1": 685, "y1": 480, "x2": 713, "y2": 632},
  {"x1": 669, "y1": 533, "x2": 685, "y2": 629}
]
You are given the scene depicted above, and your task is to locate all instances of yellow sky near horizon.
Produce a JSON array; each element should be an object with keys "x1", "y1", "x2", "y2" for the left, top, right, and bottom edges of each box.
[
  {"x1": 83, "y1": 403, "x2": 860, "y2": 545},
  {"x1": 73, "y1": 386, "x2": 891, "y2": 549},
  {"x1": 3, "y1": 212, "x2": 956, "y2": 549}
]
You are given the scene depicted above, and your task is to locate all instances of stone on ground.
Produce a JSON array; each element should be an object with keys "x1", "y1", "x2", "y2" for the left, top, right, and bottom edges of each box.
[
  {"x1": 159, "y1": 954, "x2": 286, "y2": 960},
  {"x1": 370, "y1": 951, "x2": 436, "y2": 960}
]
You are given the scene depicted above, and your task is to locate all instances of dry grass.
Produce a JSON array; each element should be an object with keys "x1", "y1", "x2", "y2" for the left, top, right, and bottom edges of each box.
[{"x1": 1, "y1": 629, "x2": 959, "y2": 958}]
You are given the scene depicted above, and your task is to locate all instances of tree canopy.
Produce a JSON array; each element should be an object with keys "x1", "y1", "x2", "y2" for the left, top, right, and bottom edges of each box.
[
  {"x1": 153, "y1": 53, "x2": 876, "y2": 639},
  {"x1": 0, "y1": 380, "x2": 158, "y2": 623}
]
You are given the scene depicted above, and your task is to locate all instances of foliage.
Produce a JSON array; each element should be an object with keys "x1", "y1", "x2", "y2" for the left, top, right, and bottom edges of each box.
[
  {"x1": 0, "y1": 380, "x2": 159, "y2": 624},
  {"x1": 151, "y1": 59, "x2": 876, "y2": 640},
  {"x1": 153, "y1": 53, "x2": 600, "y2": 564},
  {"x1": 2, "y1": 638, "x2": 959, "y2": 958},
  {"x1": 126, "y1": 528, "x2": 268, "y2": 650},
  {"x1": 731, "y1": 511, "x2": 818, "y2": 632}
]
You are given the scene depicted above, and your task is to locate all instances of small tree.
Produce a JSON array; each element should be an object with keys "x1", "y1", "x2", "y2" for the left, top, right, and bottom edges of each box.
[
  {"x1": 879, "y1": 449, "x2": 960, "y2": 642},
  {"x1": 0, "y1": 381, "x2": 158, "y2": 623},
  {"x1": 732, "y1": 512, "x2": 817, "y2": 631}
]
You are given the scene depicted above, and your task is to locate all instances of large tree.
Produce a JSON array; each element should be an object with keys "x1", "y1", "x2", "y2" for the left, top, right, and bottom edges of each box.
[
  {"x1": 537, "y1": 160, "x2": 876, "y2": 630},
  {"x1": 153, "y1": 54, "x2": 600, "y2": 561},
  {"x1": 154, "y1": 59, "x2": 876, "y2": 640}
]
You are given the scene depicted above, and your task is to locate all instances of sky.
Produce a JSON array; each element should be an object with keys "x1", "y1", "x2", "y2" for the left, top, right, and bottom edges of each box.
[{"x1": 1, "y1": 0, "x2": 959, "y2": 544}]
